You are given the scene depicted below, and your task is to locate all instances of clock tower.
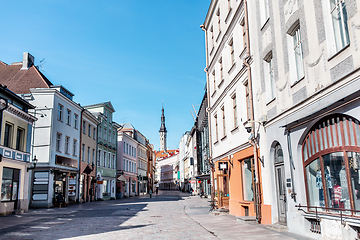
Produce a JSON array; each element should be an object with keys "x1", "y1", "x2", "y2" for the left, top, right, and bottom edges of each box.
[{"x1": 159, "y1": 106, "x2": 167, "y2": 151}]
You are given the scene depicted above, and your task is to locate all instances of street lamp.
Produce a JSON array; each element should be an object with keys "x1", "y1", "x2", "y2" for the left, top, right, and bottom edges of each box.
[{"x1": 27, "y1": 156, "x2": 38, "y2": 172}]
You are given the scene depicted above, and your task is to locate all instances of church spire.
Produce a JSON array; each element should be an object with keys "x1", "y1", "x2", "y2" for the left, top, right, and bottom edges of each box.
[{"x1": 159, "y1": 104, "x2": 167, "y2": 151}]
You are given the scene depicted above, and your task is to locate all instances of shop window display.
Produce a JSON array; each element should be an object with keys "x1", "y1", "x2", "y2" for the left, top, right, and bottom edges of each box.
[{"x1": 303, "y1": 114, "x2": 360, "y2": 214}]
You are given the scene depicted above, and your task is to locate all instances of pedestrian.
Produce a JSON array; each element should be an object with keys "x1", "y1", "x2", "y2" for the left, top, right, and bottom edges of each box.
[
  {"x1": 149, "y1": 189, "x2": 153, "y2": 198},
  {"x1": 156, "y1": 187, "x2": 158, "y2": 195}
]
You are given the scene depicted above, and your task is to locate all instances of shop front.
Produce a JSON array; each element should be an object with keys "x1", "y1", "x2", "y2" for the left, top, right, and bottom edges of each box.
[{"x1": 79, "y1": 163, "x2": 96, "y2": 202}]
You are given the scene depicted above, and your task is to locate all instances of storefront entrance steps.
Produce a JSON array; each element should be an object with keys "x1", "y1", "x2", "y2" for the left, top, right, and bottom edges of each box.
[
  {"x1": 210, "y1": 208, "x2": 229, "y2": 215},
  {"x1": 236, "y1": 216, "x2": 256, "y2": 222},
  {"x1": 266, "y1": 223, "x2": 289, "y2": 232}
]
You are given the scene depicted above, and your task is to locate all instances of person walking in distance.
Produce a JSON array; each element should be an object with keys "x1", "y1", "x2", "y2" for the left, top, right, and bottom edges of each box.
[
  {"x1": 156, "y1": 187, "x2": 159, "y2": 195},
  {"x1": 149, "y1": 189, "x2": 153, "y2": 198}
]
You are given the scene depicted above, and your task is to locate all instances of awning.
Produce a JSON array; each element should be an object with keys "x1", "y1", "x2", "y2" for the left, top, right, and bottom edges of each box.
[
  {"x1": 196, "y1": 174, "x2": 210, "y2": 180},
  {"x1": 117, "y1": 175, "x2": 127, "y2": 182}
]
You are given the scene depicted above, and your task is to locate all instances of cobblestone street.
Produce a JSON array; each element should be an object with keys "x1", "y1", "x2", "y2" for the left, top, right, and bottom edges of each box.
[{"x1": 0, "y1": 191, "x2": 310, "y2": 240}]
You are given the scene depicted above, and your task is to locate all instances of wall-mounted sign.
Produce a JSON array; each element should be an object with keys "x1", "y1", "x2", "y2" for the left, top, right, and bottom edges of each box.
[{"x1": 218, "y1": 162, "x2": 228, "y2": 171}]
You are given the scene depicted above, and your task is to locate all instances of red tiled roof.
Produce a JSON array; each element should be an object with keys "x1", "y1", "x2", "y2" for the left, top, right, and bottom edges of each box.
[
  {"x1": 0, "y1": 62, "x2": 52, "y2": 94},
  {"x1": 155, "y1": 149, "x2": 179, "y2": 160}
]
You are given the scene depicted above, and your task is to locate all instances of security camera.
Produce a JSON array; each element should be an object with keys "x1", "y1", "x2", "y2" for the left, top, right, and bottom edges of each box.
[{"x1": 244, "y1": 122, "x2": 252, "y2": 133}]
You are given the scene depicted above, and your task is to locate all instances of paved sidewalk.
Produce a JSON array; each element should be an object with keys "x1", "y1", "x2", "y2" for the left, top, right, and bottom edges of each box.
[
  {"x1": 0, "y1": 191, "x2": 311, "y2": 240},
  {"x1": 183, "y1": 195, "x2": 311, "y2": 240}
]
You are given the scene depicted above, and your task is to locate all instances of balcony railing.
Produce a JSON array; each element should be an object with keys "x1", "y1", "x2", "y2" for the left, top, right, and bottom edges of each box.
[{"x1": 296, "y1": 204, "x2": 360, "y2": 226}]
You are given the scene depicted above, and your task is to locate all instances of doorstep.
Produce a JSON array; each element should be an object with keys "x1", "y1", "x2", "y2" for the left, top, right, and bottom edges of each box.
[
  {"x1": 236, "y1": 216, "x2": 257, "y2": 222},
  {"x1": 266, "y1": 223, "x2": 289, "y2": 232}
]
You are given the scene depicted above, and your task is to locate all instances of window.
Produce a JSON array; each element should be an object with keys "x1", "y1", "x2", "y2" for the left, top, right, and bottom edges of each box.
[
  {"x1": 104, "y1": 128, "x2": 107, "y2": 141},
  {"x1": 108, "y1": 153, "x2": 111, "y2": 168},
  {"x1": 93, "y1": 128, "x2": 96, "y2": 140},
  {"x1": 216, "y1": 9, "x2": 221, "y2": 38},
  {"x1": 112, "y1": 154, "x2": 115, "y2": 169},
  {"x1": 99, "y1": 126, "x2": 102, "y2": 139},
  {"x1": 82, "y1": 144, "x2": 85, "y2": 162},
  {"x1": 65, "y1": 136, "x2": 70, "y2": 154},
  {"x1": 232, "y1": 95, "x2": 238, "y2": 128},
  {"x1": 74, "y1": 114, "x2": 78, "y2": 129},
  {"x1": 210, "y1": 26, "x2": 214, "y2": 50},
  {"x1": 330, "y1": 0, "x2": 350, "y2": 52},
  {"x1": 229, "y1": 39, "x2": 235, "y2": 66},
  {"x1": 16, "y1": 127, "x2": 24, "y2": 151},
  {"x1": 242, "y1": 158, "x2": 254, "y2": 201},
  {"x1": 123, "y1": 161, "x2": 126, "y2": 171},
  {"x1": 56, "y1": 133, "x2": 61, "y2": 152},
  {"x1": 4, "y1": 123, "x2": 12, "y2": 148},
  {"x1": 92, "y1": 149, "x2": 95, "y2": 164},
  {"x1": 221, "y1": 107, "x2": 226, "y2": 137},
  {"x1": 88, "y1": 125, "x2": 91, "y2": 137},
  {"x1": 58, "y1": 104, "x2": 63, "y2": 121},
  {"x1": 124, "y1": 143, "x2": 126, "y2": 153},
  {"x1": 73, "y1": 139, "x2": 77, "y2": 156},
  {"x1": 66, "y1": 109, "x2": 71, "y2": 125},
  {"x1": 126, "y1": 160, "x2": 128, "y2": 172},
  {"x1": 82, "y1": 121, "x2": 86, "y2": 134},
  {"x1": 87, "y1": 147, "x2": 90, "y2": 163},
  {"x1": 303, "y1": 114, "x2": 360, "y2": 213},
  {"x1": 259, "y1": 0, "x2": 269, "y2": 27},
  {"x1": 264, "y1": 53, "x2": 276, "y2": 102},
  {"x1": 126, "y1": 143, "x2": 128, "y2": 155},
  {"x1": 98, "y1": 150, "x2": 101, "y2": 166},
  {"x1": 293, "y1": 28, "x2": 305, "y2": 81},
  {"x1": 1, "y1": 167, "x2": 20, "y2": 202},
  {"x1": 245, "y1": 81, "x2": 251, "y2": 121},
  {"x1": 135, "y1": 148, "x2": 136, "y2": 157},
  {"x1": 109, "y1": 130, "x2": 111, "y2": 143},
  {"x1": 103, "y1": 152, "x2": 106, "y2": 167},
  {"x1": 214, "y1": 114, "x2": 219, "y2": 142}
]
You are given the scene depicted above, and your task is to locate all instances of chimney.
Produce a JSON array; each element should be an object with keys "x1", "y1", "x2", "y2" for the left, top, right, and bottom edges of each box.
[{"x1": 21, "y1": 52, "x2": 34, "y2": 70}]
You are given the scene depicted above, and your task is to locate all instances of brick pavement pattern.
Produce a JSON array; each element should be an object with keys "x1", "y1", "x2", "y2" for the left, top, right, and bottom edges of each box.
[{"x1": 0, "y1": 191, "x2": 310, "y2": 240}]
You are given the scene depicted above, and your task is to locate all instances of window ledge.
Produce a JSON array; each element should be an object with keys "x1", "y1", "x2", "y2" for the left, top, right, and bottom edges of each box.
[
  {"x1": 228, "y1": 62, "x2": 236, "y2": 74},
  {"x1": 221, "y1": 135, "x2": 227, "y2": 141},
  {"x1": 214, "y1": 140, "x2": 219, "y2": 145},
  {"x1": 328, "y1": 43, "x2": 350, "y2": 61},
  {"x1": 266, "y1": 97, "x2": 276, "y2": 106},
  {"x1": 217, "y1": 79, "x2": 224, "y2": 88},
  {"x1": 225, "y1": 8, "x2": 232, "y2": 23},
  {"x1": 216, "y1": 31, "x2": 222, "y2": 42},
  {"x1": 210, "y1": 46, "x2": 215, "y2": 56},
  {"x1": 260, "y1": 18, "x2": 270, "y2": 31},
  {"x1": 211, "y1": 90, "x2": 217, "y2": 98},
  {"x1": 231, "y1": 126, "x2": 239, "y2": 133},
  {"x1": 290, "y1": 76, "x2": 305, "y2": 88}
]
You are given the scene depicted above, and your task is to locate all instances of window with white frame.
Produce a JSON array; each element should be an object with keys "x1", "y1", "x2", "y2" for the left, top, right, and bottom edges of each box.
[
  {"x1": 264, "y1": 52, "x2": 276, "y2": 102},
  {"x1": 212, "y1": 71, "x2": 216, "y2": 92},
  {"x1": 109, "y1": 130, "x2": 111, "y2": 143},
  {"x1": 124, "y1": 143, "x2": 126, "y2": 153},
  {"x1": 56, "y1": 133, "x2": 61, "y2": 152},
  {"x1": 292, "y1": 27, "x2": 305, "y2": 82},
  {"x1": 92, "y1": 149, "x2": 95, "y2": 164},
  {"x1": 210, "y1": 26, "x2": 214, "y2": 50},
  {"x1": 216, "y1": 8, "x2": 221, "y2": 39},
  {"x1": 104, "y1": 128, "x2": 107, "y2": 141},
  {"x1": 74, "y1": 114, "x2": 78, "y2": 129},
  {"x1": 93, "y1": 128, "x2": 96, "y2": 140},
  {"x1": 219, "y1": 58, "x2": 224, "y2": 82},
  {"x1": 81, "y1": 144, "x2": 85, "y2": 161},
  {"x1": 87, "y1": 147, "x2": 90, "y2": 163},
  {"x1": 98, "y1": 150, "x2": 101, "y2": 166},
  {"x1": 82, "y1": 121, "x2": 86, "y2": 134},
  {"x1": 66, "y1": 109, "x2": 71, "y2": 125},
  {"x1": 88, "y1": 125, "x2": 91, "y2": 137},
  {"x1": 330, "y1": 0, "x2": 350, "y2": 52},
  {"x1": 259, "y1": 0, "x2": 270, "y2": 27},
  {"x1": 103, "y1": 152, "x2": 106, "y2": 167},
  {"x1": 232, "y1": 94, "x2": 238, "y2": 128},
  {"x1": 65, "y1": 136, "x2": 70, "y2": 154},
  {"x1": 108, "y1": 153, "x2": 111, "y2": 168},
  {"x1": 99, "y1": 126, "x2": 102, "y2": 139},
  {"x1": 214, "y1": 114, "x2": 219, "y2": 142},
  {"x1": 112, "y1": 154, "x2": 115, "y2": 169},
  {"x1": 73, "y1": 139, "x2": 77, "y2": 156},
  {"x1": 221, "y1": 106, "x2": 226, "y2": 137},
  {"x1": 58, "y1": 104, "x2": 63, "y2": 121}
]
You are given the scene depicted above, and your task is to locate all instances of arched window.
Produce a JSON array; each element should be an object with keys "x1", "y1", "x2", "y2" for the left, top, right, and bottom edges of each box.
[
  {"x1": 303, "y1": 114, "x2": 360, "y2": 213},
  {"x1": 274, "y1": 143, "x2": 284, "y2": 163}
]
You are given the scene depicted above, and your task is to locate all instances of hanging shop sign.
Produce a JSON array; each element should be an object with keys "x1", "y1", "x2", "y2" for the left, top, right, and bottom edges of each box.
[{"x1": 218, "y1": 162, "x2": 228, "y2": 171}]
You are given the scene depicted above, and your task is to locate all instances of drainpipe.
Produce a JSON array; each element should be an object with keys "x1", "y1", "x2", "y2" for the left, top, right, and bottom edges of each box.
[
  {"x1": 78, "y1": 107, "x2": 86, "y2": 203},
  {"x1": 243, "y1": 0, "x2": 262, "y2": 223},
  {"x1": 201, "y1": 23, "x2": 216, "y2": 209},
  {"x1": 286, "y1": 130, "x2": 297, "y2": 201}
]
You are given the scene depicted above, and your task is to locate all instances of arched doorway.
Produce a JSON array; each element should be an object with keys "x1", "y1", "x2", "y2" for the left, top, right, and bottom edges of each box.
[{"x1": 273, "y1": 142, "x2": 287, "y2": 224}]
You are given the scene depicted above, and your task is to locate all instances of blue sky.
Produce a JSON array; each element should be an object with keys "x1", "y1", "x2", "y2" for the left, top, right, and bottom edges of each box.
[{"x1": 0, "y1": 1, "x2": 210, "y2": 151}]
